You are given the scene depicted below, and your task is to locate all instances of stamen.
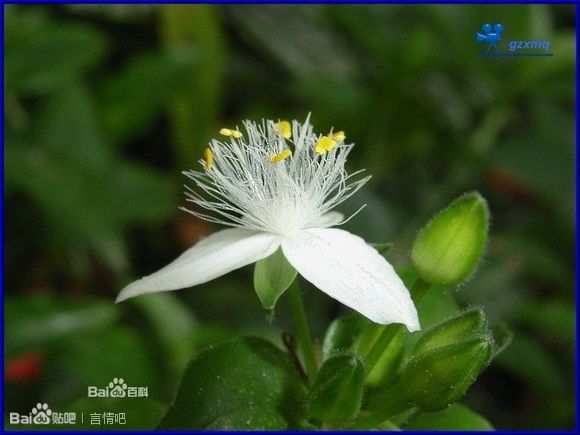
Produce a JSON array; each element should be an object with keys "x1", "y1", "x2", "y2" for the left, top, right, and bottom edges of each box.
[
  {"x1": 204, "y1": 148, "x2": 213, "y2": 170},
  {"x1": 219, "y1": 128, "x2": 242, "y2": 139},
  {"x1": 331, "y1": 131, "x2": 346, "y2": 142},
  {"x1": 269, "y1": 149, "x2": 292, "y2": 163},
  {"x1": 315, "y1": 136, "x2": 337, "y2": 154},
  {"x1": 275, "y1": 121, "x2": 292, "y2": 139}
]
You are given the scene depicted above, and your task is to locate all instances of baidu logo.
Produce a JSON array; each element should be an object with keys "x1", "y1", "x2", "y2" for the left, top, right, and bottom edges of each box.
[{"x1": 88, "y1": 377, "x2": 148, "y2": 398}]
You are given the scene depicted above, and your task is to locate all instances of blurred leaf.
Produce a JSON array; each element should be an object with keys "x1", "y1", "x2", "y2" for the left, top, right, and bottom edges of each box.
[
  {"x1": 41, "y1": 327, "x2": 159, "y2": 406},
  {"x1": 160, "y1": 4, "x2": 225, "y2": 168},
  {"x1": 230, "y1": 5, "x2": 359, "y2": 80},
  {"x1": 494, "y1": 332, "x2": 566, "y2": 396},
  {"x1": 34, "y1": 82, "x2": 113, "y2": 172},
  {"x1": 6, "y1": 82, "x2": 176, "y2": 273},
  {"x1": 100, "y1": 51, "x2": 197, "y2": 144},
  {"x1": 158, "y1": 336, "x2": 306, "y2": 430},
  {"x1": 132, "y1": 292, "x2": 197, "y2": 380},
  {"x1": 253, "y1": 248, "x2": 297, "y2": 312},
  {"x1": 111, "y1": 163, "x2": 176, "y2": 225},
  {"x1": 5, "y1": 294, "x2": 118, "y2": 359},
  {"x1": 5, "y1": 9, "x2": 106, "y2": 95},
  {"x1": 514, "y1": 299, "x2": 575, "y2": 344},
  {"x1": 404, "y1": 404, "x2": 494, "y2": 430},
  {"x1": 490, "y1": 322, "x2": 513, "y2": 359},
  {"x1": 492, "y1": 102, "x2": 574, "y2": 223}
]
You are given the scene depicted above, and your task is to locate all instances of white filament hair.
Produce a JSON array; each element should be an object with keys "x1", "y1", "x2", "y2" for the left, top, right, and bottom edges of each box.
[{"x1": 181, "y1": 116, "x2": 370, "y2": 237}]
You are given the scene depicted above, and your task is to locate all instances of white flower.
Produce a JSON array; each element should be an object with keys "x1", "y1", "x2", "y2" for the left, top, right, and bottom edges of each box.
[{"x1": 116, "y1": 116, "x2": 420, "y2": 331}]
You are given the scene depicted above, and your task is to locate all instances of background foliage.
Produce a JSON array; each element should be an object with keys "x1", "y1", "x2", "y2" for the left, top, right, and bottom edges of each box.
[{"x1": 4, "y1": 4, "x2": 575, "y2": 430}]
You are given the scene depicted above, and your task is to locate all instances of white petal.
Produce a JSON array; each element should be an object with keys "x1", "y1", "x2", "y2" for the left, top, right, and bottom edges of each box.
[
  {"x1": 313, "y1": 211, "x2": 345, "y2": 228},
  {"x1": 282, "y1": 228, "x2": 420, "y2": 331},
  {"x1": 116, "y1": 228, "x2": 280, "y2": 302}
]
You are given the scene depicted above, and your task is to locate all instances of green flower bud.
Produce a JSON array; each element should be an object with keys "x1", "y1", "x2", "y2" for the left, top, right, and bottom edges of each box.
[
  {"x1": 402, "y1": 337, "x2": 492, "y2": 411},
  {"x1": 413, "y1": 308, "x2": 488, "y2": 358},
  {"x1": 411, "y1": 191, "x2": 489, "y2": 286},
  {"x1": 306, "y1": 353, "x2": 365, "y2": 423}
]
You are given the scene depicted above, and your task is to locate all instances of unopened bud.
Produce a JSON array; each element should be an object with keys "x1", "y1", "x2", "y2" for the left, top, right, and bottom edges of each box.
[
  {"x1": 402, "y1": 337, "x2": 492, "y2": 411},
  {"x1": 411, "y1": 192, "x2": 489, "y2": 286},
  {"x1": 413, "y1": 308, "x2": 488, "y2": 358}
]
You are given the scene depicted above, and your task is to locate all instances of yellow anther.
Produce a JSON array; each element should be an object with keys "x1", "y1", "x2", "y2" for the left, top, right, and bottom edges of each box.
[
  {"x1": 219, "y1": 128, "x2": 242, "y2": 138},
  {"x1": 275, "y1": 121, "x2": 292, "y2": 139},
  {"x1": 204, "y1": 147, "x2": 213, "y2": 170},
  {"x1": 331, "y1": 131, "x2": 346, "y2": 142},
  {"x1": 315, "y1": 136, "x2": 337, "y2": 154},
  {"x1": 269, "y1": 149, "x2": 292, "y2": 163}
]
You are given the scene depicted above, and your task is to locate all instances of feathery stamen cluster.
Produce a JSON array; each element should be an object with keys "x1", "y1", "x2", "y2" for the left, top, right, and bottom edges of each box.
[{"x1": 182, "y1": 116, "x2": 370, "y2": 237}]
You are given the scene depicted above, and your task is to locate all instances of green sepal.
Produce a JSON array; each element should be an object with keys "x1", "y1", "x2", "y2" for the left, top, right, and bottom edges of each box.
[
  {"x1": 322, "y1": 313, "x2": 370, "y2": 360},
  {"x1": 305, "y1": 353, "x2": 365, "y2": 423},
  {"x1": 253, "y1": 248, "x2": 297, "y2": 312}
]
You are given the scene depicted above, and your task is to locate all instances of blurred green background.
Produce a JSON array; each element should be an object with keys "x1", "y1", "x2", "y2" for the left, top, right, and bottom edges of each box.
[{"x1": 4, "y1": 4, "x2": 575, "y2": 430}]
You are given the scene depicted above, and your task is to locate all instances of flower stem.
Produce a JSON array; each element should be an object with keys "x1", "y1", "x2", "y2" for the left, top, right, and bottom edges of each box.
[
  {"x1": 364, "y1": 277, "x2": 431, "y2": 372},
  {"x1": 288, "y1": 280, "x2": 318, "y2": 384},
  {"x1": 348, "y1": 381, "x2": 410, "y2": 429}
]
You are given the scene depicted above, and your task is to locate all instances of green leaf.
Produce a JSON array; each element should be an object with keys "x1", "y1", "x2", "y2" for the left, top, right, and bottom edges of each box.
[
  {"x1": 404, "y1": 404, "x2": 494, "y2": 430},
  {"x1": 253, "y1": 248, "x2": 297, "y2": 311},
  {"x1": 322, "y1": 313, "x2": 370, "y2": 360},
  {"x1": 158, "y1": 336, "x2": 306, "y2": 430},
  {"x1": 306, "y1": 353, "x2": 365, "y2": 423}
]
